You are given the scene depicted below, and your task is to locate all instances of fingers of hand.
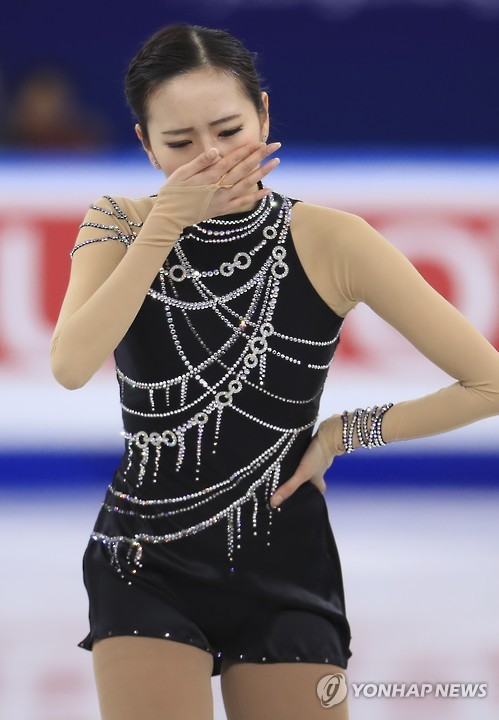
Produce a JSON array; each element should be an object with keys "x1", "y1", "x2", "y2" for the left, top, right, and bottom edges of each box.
[
  {"x1": 220, "y1": 142, "x2": 281, "y2": 189},
  {"x1": 270, "y1": 462, "x2": 311, "y2": 509},
  {"x1": 215, "y1": 158, "x2": 279, "y2": 201},
  {"x1": 270, "y1": 477, "x2": 301, "y2": 509},
  {"x1": 201, "y1": 142, "x2": 262, "y2": 186},
  {"x1": 270, "y1": 436, "x2": 327, "y2": 508},
  {"x1": 225, "y1": 185, "x2": 273, "y2": 211},
  {"x1": 222, "y1": 141, "x2": 275, "y2": 172},
  {"x1": 236, "y1": 154, "x2": 280, "y2": 191},
  {"x1": 168, "y1": 147, "x2": 222, "y2": 184},
  {"x1": 233, "y1": 140, "x2": 281, "y2": 173},
  {"x1": 167, "y1": 141, "x2": 280, "y2": 189}
]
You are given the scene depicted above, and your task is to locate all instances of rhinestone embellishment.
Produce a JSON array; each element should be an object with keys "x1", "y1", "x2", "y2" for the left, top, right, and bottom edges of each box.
[{"x1": 81, "y1": 191, "x2": 343, "y2": 577}]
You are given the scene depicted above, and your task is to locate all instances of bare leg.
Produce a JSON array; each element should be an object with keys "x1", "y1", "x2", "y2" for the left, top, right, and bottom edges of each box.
[
  {"x1": 221, "y1": 660, "x2": 349, "y2": 720},
  {"x1": 92, "y1": 636, "x2": 215, "y2": 720}
]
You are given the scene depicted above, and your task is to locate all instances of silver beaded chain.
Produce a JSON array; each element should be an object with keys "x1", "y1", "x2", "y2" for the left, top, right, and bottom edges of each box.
[
  {"x1": 166, "y1": 196, "x2": 286, "y2": 281},
  {"x1": 184, "y1": 194, "x2": 274, "y2": 242},
  {"x1": 80, "y1": 192, "x2": 344, "y2": 575}
]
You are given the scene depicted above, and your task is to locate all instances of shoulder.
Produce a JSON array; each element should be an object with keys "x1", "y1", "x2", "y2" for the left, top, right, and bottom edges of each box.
[
  {"x1": 287, "y1": 199, "x2": 399, "y2": 315},
  {"x1": 289, "y1": 200, "x2": 371, "y2": 252},
  {"x1": 84, "y1": 194, "x2": 156, "y2": 228},
  {"x1": 72, "y1": 193, "x2": 156, "y2": 258},
  {"x1": 285, "y1": 200, "x2": 373, "y2": 317}
]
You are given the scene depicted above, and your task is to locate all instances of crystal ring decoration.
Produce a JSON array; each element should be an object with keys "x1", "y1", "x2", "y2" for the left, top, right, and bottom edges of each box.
[
  {"x1": 244, "y1": 353, "x2": 258, "y2": 368},
  {"x1": 167, "y1": 248, "x2": 256, "y2": 284},
  {"x1": 249, "y1": 336, "x2": 268, "y2": 354},
  {"x1": 216, "y1": 390, "x2": 233, "y2": 407},
  {"x1": 220, "y1": 262, "x2": 235, "y2": 277},
  {"x1": 271, "y1": 245, "x2": 289, "y2": 279},
  {"x1": 233, "y1": 252, "x2": 251, "y2": 269},
  {"x1": 215, "y1": 374, "x2": 245, "y2": 408},
  {"x1": 161, "y1": 430, "x2": 177, "y2": 446},
  {"x1": 228, "y1": 379, "x2": 242, "y2": 393},
  {"x1": 148, "y1": 431, "x2": 163, "y2": 447},
  {"x1": 260, "y1": 322, "x2": 274, "y2": 337},
  {"x1": 131, "y1": 429, "x2": 178, "y2": 448},
  {"x1": 169, "y1": 265, "x2": 187, "y2": 282},
  {"x1": 263, "y1": 225, "x2": 277, "y2": 240},
  {"x1": 271, "y1": 262, "x2": 289, "y2": 279},
  {"x1": 134, "y1": 431, "x2": 149, "y2": 449}
]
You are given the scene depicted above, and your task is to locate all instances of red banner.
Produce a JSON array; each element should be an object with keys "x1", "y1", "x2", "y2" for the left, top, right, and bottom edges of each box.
[
  {"x1": 1, "y1": 159, "x2": 497, "y2": 448},
  {"x1": 1, "y1": 207, "x2": 497, "y2": 371}
]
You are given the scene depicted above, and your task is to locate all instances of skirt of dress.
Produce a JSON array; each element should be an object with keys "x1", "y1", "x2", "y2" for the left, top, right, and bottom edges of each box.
[{"x1": 78, "y1": 479, "x2": 352, "y2": 677}]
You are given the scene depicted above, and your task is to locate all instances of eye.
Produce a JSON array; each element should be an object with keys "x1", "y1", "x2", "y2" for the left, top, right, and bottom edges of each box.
[
  {"x1": 166, "y1": 140, "x2": 190, "y2": 149},
  {"x1": 219, "y1": 126, "x2": 243, "y2": 138},
  {"x1": 166, "y1": 126, "x2": 243, "y2": 149}
]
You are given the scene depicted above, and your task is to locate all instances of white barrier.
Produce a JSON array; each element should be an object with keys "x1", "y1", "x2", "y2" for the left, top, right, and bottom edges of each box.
[{"x1": 0, "y1": 155, "x2": 498, "y2": 450}]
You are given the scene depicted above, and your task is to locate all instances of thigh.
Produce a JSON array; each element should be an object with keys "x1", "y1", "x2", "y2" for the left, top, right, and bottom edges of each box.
[
  {"x1": 92, "y1": 636, "x2": 215, "y2": 720},
  {"x1": 220, "y1": 660, "x2": 349, "y2": 720}
]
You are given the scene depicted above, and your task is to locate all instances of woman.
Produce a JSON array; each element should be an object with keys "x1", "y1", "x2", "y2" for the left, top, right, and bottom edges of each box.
[{"x1": 51, "y1": 23, "x2": 499, "y2": 720}]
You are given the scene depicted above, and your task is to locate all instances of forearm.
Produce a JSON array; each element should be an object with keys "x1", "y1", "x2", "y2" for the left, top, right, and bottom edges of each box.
[
  {"x1": 51, "y1": 184, "x2": 219, "y2": 389},
  {"x1": 317, "y1": 378, "x2": 499, "y2": 466}
]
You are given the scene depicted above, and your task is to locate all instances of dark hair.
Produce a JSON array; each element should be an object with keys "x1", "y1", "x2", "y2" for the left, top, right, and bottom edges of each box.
[{"x1": 125, "y1": 23, "x2": 266, "y2": 144}]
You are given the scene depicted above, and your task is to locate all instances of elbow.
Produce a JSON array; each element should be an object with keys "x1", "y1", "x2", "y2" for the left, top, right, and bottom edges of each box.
[
  {"x1": 51, "y1": 353, "x2": 90, "y2": 390},
  {"x1": 57, "y1": 376, "x2": 87, "y2": 391},
  {"x1": 51, "y1": 363, "x2": 88, "y2": 390},
  {"x1": 50, "y1": 334, "x2": 91, "y2": 389},
  {"x1": 484, "y1": 367, "x2": 499, "y2": 413},
  {"x1": 465, "y1": 370, "x2": 499, "y2": 415}
]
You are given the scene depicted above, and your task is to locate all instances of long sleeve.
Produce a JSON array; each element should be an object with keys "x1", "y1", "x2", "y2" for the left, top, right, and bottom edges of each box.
[
  {"x1": 51, "y1": 184, "x2": 219, "y2": 390},
  {"x1": 289, "y1": 202, "x2": 499, "y2": 466}
]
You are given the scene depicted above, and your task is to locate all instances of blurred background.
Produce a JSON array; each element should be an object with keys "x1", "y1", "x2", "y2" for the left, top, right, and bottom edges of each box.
[{"x1": 1, "y1": 1, "x2": 498, "y2": 718}]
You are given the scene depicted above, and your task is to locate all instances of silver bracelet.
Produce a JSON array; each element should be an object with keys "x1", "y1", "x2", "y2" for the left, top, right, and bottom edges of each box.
[{"x1": 342, "y1": 403, "x2": 393, "y2": 453}]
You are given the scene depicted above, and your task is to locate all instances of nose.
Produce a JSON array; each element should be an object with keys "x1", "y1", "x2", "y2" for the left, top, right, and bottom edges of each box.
[{"x1": 199, "y1": 136, "x2": 224, "y2": 157}]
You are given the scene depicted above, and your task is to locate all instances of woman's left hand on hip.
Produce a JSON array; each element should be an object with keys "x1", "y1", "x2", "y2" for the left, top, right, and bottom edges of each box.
[{"x1": 270, "y1": 434, "x2": 330, "y2": 509}]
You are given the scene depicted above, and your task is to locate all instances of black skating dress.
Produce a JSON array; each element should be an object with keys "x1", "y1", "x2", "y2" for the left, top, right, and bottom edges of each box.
[{"x1": 77, "y1": 187, "x2": 353, "y2": 676}]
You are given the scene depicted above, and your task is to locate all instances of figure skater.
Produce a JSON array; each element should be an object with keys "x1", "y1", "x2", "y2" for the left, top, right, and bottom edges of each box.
[{"x1": 51, "y1": 23, "x2": 499, "y2": 720}]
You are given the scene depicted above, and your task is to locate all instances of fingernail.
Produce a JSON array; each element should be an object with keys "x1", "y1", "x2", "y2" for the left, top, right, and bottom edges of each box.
[
  {"x1": 271, "y1": 493, "x2": 284, "y2": 508},
  {"x1": 207, "y1": 148, "x2": 220, "y2": 160}
]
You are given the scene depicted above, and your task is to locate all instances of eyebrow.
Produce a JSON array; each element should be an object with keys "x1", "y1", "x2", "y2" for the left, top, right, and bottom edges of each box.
[{"x1": 161, "y1": 114, "x2": 243, "y2": 136}]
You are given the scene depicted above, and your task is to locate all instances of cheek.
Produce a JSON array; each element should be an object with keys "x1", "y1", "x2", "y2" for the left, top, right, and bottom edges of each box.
[{"x1": 160, "y1": 157, "x2": 184, "y2": 176}]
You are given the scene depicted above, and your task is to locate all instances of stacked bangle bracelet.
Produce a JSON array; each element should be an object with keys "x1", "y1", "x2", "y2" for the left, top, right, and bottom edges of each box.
[{"x1": 341, "y1": 404, "x2": 394, "y2": 454}]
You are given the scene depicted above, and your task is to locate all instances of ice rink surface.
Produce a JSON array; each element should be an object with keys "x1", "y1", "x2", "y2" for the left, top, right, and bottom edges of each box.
[{"x1": 1, "y1": 486, "x2": 497, "y2": 720}]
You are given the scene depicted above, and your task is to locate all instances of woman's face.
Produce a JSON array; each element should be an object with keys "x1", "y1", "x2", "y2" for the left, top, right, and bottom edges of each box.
[{"x1": 136, "y1": 67, "x2": 269, "y2": 176}]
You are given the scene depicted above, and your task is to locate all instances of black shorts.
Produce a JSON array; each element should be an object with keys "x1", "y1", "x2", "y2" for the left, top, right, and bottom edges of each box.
[{"x1": 78, "y1": 480, "x2": 352, "y2": 677}]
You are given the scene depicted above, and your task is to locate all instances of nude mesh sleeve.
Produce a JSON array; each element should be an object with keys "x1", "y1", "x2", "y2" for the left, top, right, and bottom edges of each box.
[
  {"x1": 51, "y1": 184, "x2": 219, "y2": 390},
  {"x1": 312, "y1": 212, "x2": 499, "y2": 466},
  {"x1": 69, "y1": 196, "x2": 136, "y2": 257}
]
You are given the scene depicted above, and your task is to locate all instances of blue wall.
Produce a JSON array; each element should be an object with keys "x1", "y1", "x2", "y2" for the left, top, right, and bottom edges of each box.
[
  {"x1": 2, "y1": 1, "x2": 498, "y2": 148},
  {"x1": 1, "y1": 451, "x2": 498, "y2": 491}
]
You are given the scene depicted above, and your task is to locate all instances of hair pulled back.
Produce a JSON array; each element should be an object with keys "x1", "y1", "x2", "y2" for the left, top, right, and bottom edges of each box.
[{"x1": 125, "y1": 23, "x2": 266, "y2": 144}]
